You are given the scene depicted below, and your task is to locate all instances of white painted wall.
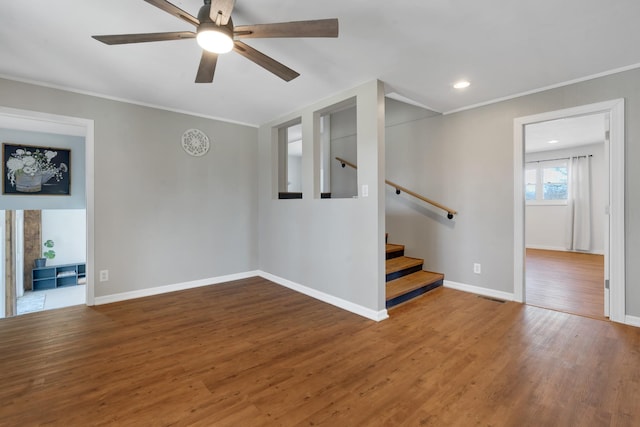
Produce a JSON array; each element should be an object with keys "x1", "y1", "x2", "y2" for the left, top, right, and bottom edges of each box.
[
  {"x1": 41, "y1": 209, "x2": 86, "y2": 265},
  {"x1": 525, "y1": 143, "x2": 605, "y2": 254}
]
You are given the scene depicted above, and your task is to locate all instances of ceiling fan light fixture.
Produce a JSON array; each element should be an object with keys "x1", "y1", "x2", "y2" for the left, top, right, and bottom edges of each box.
[{"x1": 197, "y1": 23, "x2": 233, "y2": 54}]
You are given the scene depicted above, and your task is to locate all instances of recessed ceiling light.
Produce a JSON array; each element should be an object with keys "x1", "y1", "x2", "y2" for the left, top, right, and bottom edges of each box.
[
  {"x1": 453, "y1": 80, "x2": 470, "y2": 89},
  {"x1": 548, "y1": 139, "x2": 559, "y2": 144}
]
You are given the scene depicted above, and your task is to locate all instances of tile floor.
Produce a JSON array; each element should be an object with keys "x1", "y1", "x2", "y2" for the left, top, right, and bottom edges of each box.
[{"x1": 17, "y1": 285, "x2": 86, "y2": 315}]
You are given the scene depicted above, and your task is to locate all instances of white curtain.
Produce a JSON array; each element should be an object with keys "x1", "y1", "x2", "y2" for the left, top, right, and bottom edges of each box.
[{"x1": 566, "y1": 156, "x2": 592, "y2": 251}]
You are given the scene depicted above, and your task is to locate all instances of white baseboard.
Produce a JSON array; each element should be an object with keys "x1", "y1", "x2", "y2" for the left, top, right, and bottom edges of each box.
[
  {"x1": 93, "y1": 270, "x2": 388, "y2": 322},
  {"x1": 94, "y1": 271, "x2": 260, "y2": 305},
  {"x1": 444, "y1": 280, "x2": 515, "y2": 302},
  {"x1": 525, "y1": 245, "x2": 604, "y2": 255},
  {"x1": 525, "y1": 244, "x2": 568, "y2": 252},
  {"x1": 625, "y1": 315, "x2": 640, "y2": 328},
  {"x1": 444, "y1": 281, "x2": 640, "y2": 328},
  {"x1": 258, "y1": 271, "x2": 389, "y2": 322}
]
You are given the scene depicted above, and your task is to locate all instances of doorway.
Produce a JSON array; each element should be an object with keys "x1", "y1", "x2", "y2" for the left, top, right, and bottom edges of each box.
[
  {"x1": 513, "y1": 99, "x2": 625, "y2": 323},
  {"x1": 523, "y1": 114, "x2": 606, "y2": 318},
  {"x1": 0, "y1": 106, "x2": 95, "y2": 318},
  {"x1": 9, "y1": 209, "x2": 87, "y2": 315}
]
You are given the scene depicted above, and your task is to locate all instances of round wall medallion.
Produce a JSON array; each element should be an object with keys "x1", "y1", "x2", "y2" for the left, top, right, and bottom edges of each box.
[{"x1": 181, "y1": 129, "x2": 210, "y2": 157}]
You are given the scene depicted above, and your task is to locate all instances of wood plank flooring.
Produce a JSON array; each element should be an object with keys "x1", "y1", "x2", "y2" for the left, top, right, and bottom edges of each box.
[
  {"x1": 2, "y1": 276, "x2": 640, "y2": 426},
  {"x1": 526, "y1": 248, "x2": 605, "y2": 319}
]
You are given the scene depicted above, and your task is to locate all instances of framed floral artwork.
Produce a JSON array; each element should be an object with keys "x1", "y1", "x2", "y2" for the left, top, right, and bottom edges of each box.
[{"x1": 2, "y1": 143, "x2": 71, "y2": 195}]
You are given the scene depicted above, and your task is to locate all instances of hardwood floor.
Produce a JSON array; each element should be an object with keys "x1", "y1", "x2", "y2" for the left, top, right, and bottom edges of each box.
[
  {"x1": 526, "y1": 248, "x2": 605, "y2": 319},
  {"x1": 1, "y1": 277, "x2": 639, "y2": 426}
]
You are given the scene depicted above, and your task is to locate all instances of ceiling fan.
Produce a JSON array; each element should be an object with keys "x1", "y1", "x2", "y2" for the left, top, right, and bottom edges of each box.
[{"x1": 92, "y1": 0, "x2": 339, "y2": 84}]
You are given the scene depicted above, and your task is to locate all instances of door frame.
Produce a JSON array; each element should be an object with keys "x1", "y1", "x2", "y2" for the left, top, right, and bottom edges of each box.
[
  {"x1": 513, "y1": 99, "x2": 625, "y2": 323},
  {"x1": 0, "y1": 106, "x2": 95, "y2": 307}
]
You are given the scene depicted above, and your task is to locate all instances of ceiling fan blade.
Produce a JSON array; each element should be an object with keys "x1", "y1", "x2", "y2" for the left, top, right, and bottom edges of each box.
[
  {"x1": 234, "y1": 18, "x2": 339, "y2": 39},
  {"x1": 144, "y1": 0, "x2": 199, "y2": 26},
  {"x1": 233, "y1": 41, "x2": 300, "y2": 82},
  {"x1": 92, "y1": 31, "x2": 196, "y2": 45},
  {"x1": 195, "y1": 51, "x2": 219, "y2": 83},
  {"x1": 209, "y1": 0, "x2": 236, "y2": 26}
]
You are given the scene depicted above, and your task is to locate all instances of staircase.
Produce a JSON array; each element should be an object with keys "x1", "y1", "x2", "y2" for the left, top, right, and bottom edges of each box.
[{"x1": 385, "y1": 235, "x2": 444, "y2": 309}]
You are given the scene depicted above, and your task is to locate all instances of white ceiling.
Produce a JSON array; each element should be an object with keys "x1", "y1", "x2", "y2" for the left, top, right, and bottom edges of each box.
[
  {"x1": 1, "y1": 1, "x2": 640, "y2": 126},
  {"x1": 525, "y1": 113, "x2": 606, "y2": 153}
]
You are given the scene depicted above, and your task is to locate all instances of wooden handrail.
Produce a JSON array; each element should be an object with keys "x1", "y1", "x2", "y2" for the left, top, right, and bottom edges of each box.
[{"x1": 335, "y1": 157, "x2": 457, "y2": 219}]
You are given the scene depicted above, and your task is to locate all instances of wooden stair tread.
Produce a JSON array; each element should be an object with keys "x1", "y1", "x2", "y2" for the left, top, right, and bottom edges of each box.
[
  {"x1": 386, "y1": 244, "x2": 404, "y2": 253},
  {"x1": 384, "y1": 234, "x2": 443, "y2": 308},
  {"x1": 386, "y1": 271, "x2": 445, "y2": 300},
  {"x1": 386, "y1": 256, "x2": 423, "y2": 275}
]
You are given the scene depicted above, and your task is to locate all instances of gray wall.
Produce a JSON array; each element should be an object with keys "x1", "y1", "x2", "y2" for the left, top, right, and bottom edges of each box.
[
  {"x1": 0, "y1": 129, "x2": 85, "y2": 209},
  {"x1": 0, "y1": 78, "x2": 258, "y2": 298},
  {"x1": 329, "y1": 105, "x2": 358, "y2": 198},
  {"x1": 258, "y1": 81, "x2": 386, "y2": 313},
  {"x1": 385, "y1": 68, "x2": 640, "y2": 316}
]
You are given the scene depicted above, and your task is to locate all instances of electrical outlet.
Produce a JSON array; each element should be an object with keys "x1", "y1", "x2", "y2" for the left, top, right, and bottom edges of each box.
[
  {"x1": 99, "y1": 270, "x2": 109, "y2": 282},
  {"x1": 473, "y1": 263, "x2": 481, "y2": 274},
  {"x1": 362, "y1": 184, "x2": 369, "y2": 197}
]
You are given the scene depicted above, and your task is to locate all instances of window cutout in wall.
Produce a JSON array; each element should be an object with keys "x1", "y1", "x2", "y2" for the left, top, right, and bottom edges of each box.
[
  {"x1": 277, "y1": 120, "x2": 303, "y2": 199},
  {"x1": 525, "y1": 159, "x2": 568, "y2": 204},
  {"x1": 318, "y1": 98, "x2": 357, "y2": 199}
]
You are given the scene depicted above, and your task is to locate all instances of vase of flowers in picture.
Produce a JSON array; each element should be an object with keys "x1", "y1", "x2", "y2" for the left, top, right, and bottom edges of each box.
[{"x1": 5, "y1": 148, "x2": 67, "y2": 193}]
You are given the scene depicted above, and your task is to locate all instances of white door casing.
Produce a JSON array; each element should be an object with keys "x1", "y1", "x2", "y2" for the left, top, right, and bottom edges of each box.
[
  {"x1": 0, "y1": 106, "x2": 95, "y2": 307},
  {"x1": 513, "y1": 99, "x2": 625, "y2": 323}
]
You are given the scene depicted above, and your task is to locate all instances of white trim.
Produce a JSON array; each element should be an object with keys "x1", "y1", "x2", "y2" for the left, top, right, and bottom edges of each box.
[
  {"x1": 444, "y1": 280, "x2": 514, "y2": 301},
  {"x1": 513, "y1": 99, "x2": 625, "y2": 322},
  {"x1": 445, "y1": 63, "x2": 640, "y2": 115},
  {"x1": 525, "y1": 245, "x2": 605, "y2": 256},
  {"x1": 0, "y1": 210, "x2": 5, "y2": 318},
  {"x1": 259, "y1": 271, "x2": 389, "y2": 322},
  {"x1": 384, "y1": 92, "x2": 440, "y2": 113},
  {"x1": 0, "y1": 74, "x2": 258, "y2": 129},
  {"x1": 85, "y1": 120, "x2": 95, "y2": 306},
  {"x1": 0, "y1": 106, "x2": 95, "y2": 307},
  {"x1": 94, "y1": 271, "x2": 260, "y2": 305},
  {"x1": 525, "y1": 244, "x2": 568, "y2": 252},
  {"x1": 526, "y1": 201, "x2": 568, "y2": 206},
  {"x1": 93, "y1": 270, "x2": 390, "y2": 322},
  {"x1": 625, "y1": 316, "x2": 640, "y2": 328},
  {"x1": 514, "y1": 115, "x2": 526, "y2": 303},
  {"x1": 609, "y1": 101, "x2": 626, "y2": 323}
]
